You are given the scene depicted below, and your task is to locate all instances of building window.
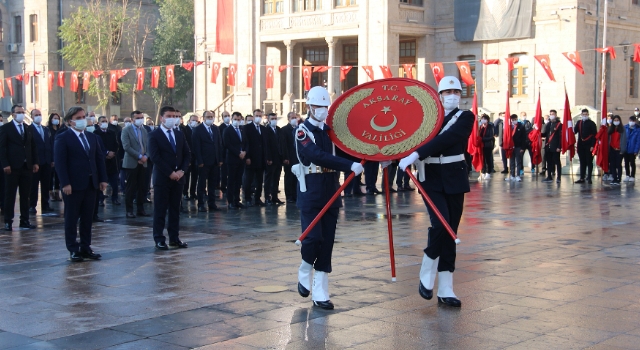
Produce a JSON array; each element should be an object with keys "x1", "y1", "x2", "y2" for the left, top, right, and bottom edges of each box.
[
  {"x1": 304, "y1": 46, "x2": 328, "y2": 90},
  {"x1": 0, "y1": 10, "x2": 3, "y2": 42},
  {"x1": 335, "y1": 0, "x2": 357, "y2": 6},
  {"x1": 631, "y1": 59, "x2": 639, "y2": 98},
  {"x1": 294, "y1": 0, "x2": 322, "y2": 12},
  {"x1": 14, "y1": 16, "x2": 22, "y2": 44},
  {"x1": 342, "y1": 44, "x2": 358, "y2": 92},
  {"x1": 458, "y1": 55, "x2": 476, "y2": 98},
  {"x1": 510, "y1": 53, "x2": 528, "y2": 97},
  {"x1": 400, "y1": 0, "x2": 423, "y2": 5},
  {"x1": 29, "y1": 15, "x2": 37, "y2": 42},
  {"x1": 263, "y1": 0, "x2": 283, "y2": 14},
  {"x1": 222, "y1": 68, "x2": 231, "y2": 99},
  {"x1": 15, "y1": 79, "x2": 23, "y2": 103},
  {"x1": 33, "y1": 76, "x2": 40, "y2": 104},
  {"x1": 399, "y1": 40, "x2": 417, "y2": 78}
]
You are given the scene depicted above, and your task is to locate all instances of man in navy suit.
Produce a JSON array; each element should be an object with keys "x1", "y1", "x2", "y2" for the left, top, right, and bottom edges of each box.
[
  {"x1": 192, "y1": 110, "x2": 223, "y2": 212},
  {"x1": 147, "y1": 106, "x2": 190, "y2": 250},
  {"x1": 218, "y1": 111, "x2": 231, "y2": 192},
  {"x1": 54, "y1": 107, "x2": 108, "y2": 262},
  {"x1": 242, "y1": 109, "x2": 267, "y2": 206},
  {"x1": 223, "y1": 112, "x2": 246, "y2": 210},
  {"x1": 29, "y1": 109, "x2": 54, "y2": 214}
]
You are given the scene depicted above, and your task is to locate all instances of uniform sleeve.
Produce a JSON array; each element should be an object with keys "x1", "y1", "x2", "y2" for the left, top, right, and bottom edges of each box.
[
  {"x1": 416, "y1": 111, "x2": 475, "y2": 159},
  {"x1": 296, "y1": 129, "x2": 353, "y2": 173}
]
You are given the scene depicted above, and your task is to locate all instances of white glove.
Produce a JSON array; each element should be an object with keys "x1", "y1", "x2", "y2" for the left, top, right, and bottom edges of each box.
[
  {"x1": 398, "y1": 152, "x2": 419, "y2": 171},
  {"x1": 380, "y1": 160, "x2": 392, "y2": 169},
  {"x1": 351, "y1": 162, "x2": 364, "y2": 176}
]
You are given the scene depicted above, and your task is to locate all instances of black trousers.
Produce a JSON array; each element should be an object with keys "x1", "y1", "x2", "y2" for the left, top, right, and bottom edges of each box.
[
  {"x1": 624, "y1": 153, "x2": 636, "y2": 178},
  {"x1": 386, "y1": 163, "x2": 398, "y2": 189},
  {"x1": 300, "y1": 207, "x2": 338, "y2": 273},
  {"x1": 4, "y1": 165, "x2": 32, "y2": 224},
  {"x1": 364, "y1": 161, "x2": 379, "y2": 191},
  {"x1": 220, "y1": 161, "x2": 228, "y2": 190},
  {"x1": 501, "y1": 147, "x2": 508, "y2": 170},
  {"x1": 63, "y1": 185, "x2": 97, "y2": 253},
  {"x1": 509, "y1": 148, "x2": 523, "y2": 177},
  {"x1": 396, "y1": 168, "x2": 410, "y2": 188},
  {"x1": 183, "y1": 161, "x2": 197, "y2": 197},
  {"x1": 51, "y1": 168, "x2": 60, "y2": 190},
  {"x1": 545, "y1": 150, "x2": 562, "y2": 178},
  {"x1": 153, "y1": 179, "x2": 183, "y2": 244},
  {"x1": 145, "y1": 161, "x2": 154, "y2": 195},
  {"x1": 344, "y1": 173, "x2": 363, "y2": 194},
  {"x1": 283, "y1": 164, "x2": 297, "y2": 201},
  {"x1": 197, "y1": 163, "x2": 220, "y2": 208},
  {"x1": 609, "y1": 147, "x2": 623, "y2": 182},
  {"x1": 577, "y1": 144, "x2": 594, "y2": 179},
  {"x1": 30, "y1": 163, "x2": 52, "y2": 210},
  {"x1": 243, "y1": 166, "x2": 264, "y2": 202},
  {"x1": 423, "y1": 190, "x2": 464, "y2": 272},
  {"x1": 125, "y1": 164, "x2": 146, "y2": 213},
  {"x1": 264, "y1": 163, "x2": 282, "y2": 201},
  {"x1": 0, "y1": 172, "x2": 4, "y2": 209},
  {"x1": 482, "y1": 146, "x2": 494, "y2": 174},
  {"x1": 226, "y1": 161, "x2": 244, "y2": 205}
]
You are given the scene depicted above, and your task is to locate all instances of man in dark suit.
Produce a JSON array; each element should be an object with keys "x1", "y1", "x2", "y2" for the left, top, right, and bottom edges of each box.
[
  {"x1": 494, "y1": 112, "x2": 507, "y2": 174},
  {"x1": 574, "y1": 108, "x2": 598, "y2": 184},
  {"x1": 143, "y1": 118, "x2": 155, "y2": 202},
  {"x1": 223, "y1": 112, "x2": 246, "y2": 210},
  {"x1": 29, "y1": 109, "x2": 54, "y2": 214},
  {"x1": 0, "y1": 105, "x2": 39, "y2": 230},
  {"x1": 148, "y1": 106, "x2": 190, "y2": 250},
  {"x1": 182, "y1": 114, "x2": 199, "y2": 200},
  {"x1": 281, "y1": 112, "x2": 298, "y2": 203},
  {"x1": 192, "y1": 111, "x2": 223, "y2": 212},
  {"x1": 506, "y1": 114, "x2": 526, "y2": 181},
  {"x1": 264, "y1": 113, "x2": 285, "y2": 205},
  {"x1": 218, "y1": 111, "x2": 231, "y2": 192},
  {"x1": 54, "y1": 106, "x2": 108, "y2": 262},
  {"x1": 121, "y1": 111, "x2": 149, "y2": 218},
  {"x1": 95, "y1": 116, "x2": 120, "y2": 205},
  {"x1": 242, "y1": 109, "x2": 267, "y2": 206}
]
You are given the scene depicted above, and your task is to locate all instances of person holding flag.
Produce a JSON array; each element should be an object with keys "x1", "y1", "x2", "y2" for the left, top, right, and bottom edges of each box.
[
  {"x1": 479, "y1": 114, "x2": 495, "y2": 179},
  {"x1": 541, "y1": 110, "x2": 563, "y2": 183},
  {"x1": 505, "y1": 114, "x2": 526, "y2": 182},
  {"x1": 573, "y1": 109, "x2": 597, "y2": 184}
]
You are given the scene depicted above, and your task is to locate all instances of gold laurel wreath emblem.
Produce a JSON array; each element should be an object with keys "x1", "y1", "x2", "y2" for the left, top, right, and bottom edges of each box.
[{"x1": 332, "y1": 86, "x2": 438, "y2": 156}]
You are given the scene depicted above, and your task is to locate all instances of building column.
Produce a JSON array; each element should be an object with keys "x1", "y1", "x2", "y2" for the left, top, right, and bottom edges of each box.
[
  {"x1": 326, "y1": 36, "x2": 335, "y2": 100},
  {"x1": 283, "y1": 40, "x2": 296, "y2": 113}
]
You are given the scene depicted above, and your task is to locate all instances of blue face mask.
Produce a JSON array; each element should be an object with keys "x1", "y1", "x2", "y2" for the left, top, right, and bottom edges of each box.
[{"x1": 73, "y1": 119, "x2": 87, "y2": 131}]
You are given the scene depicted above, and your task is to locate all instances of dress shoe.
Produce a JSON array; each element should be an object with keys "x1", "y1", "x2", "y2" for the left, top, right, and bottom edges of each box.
[
  {"x1": 80, "y1": 249, "x2": 102, "y2": 260},
  {"x1": 556, "y1": 178, "x2": 561, "y2": 183},
  {"x1": 136, "y1": 211, "x2": 150, "y2": 217},
  {"x1": 344, "y1": 193, "x2": 353, "y2": 197},
  {"x1": 210, "y1": 205, "x2": 220, "y2": 211},
  {"x1": 403, "y1": 186, "x2": 415, "y2": 191},
  {"x1": 236, "y1": 203, "x2": 246, "y2": 209},
  {"x1": 69, "y1": 251, "x2": 84, "y2": 262},
  {"x1": 587, "y1": 179, "x2": 592, "y2": 184},
  {"x1": 274, "y1": 199, "x2": 284, "y2": 205},
  {"x1": 312, "y1": 300, "x2": 334, "y2": 310},
  {"x1": 4, "y1": 223, "x2": 11, "y2": 231},
  {"x1": 373, "y1": 188, "x2": 382, "y2": 194},
  {"x1": 168, "y1": 240, "x2": 188, "y2": 249},
  {"x1": 42, "y1": 207, "x2": 55, "y2": 213},
  {"x1": 19, "y1": 221, "x2": 36, "y2": 229},
  {"x1": 227, "y1": 203, "x2": 238, "y2": 210},
  {"x1": 575, "y1": 179, "x2": 585, "y2": 184},
  {"x1": 155, "y1": 242, "x2": 168, "y2": 250},
  {"x1": 500, "y1": 169, "x2": 509, "y2": 174},
  {"x1": 298, "y1": 282, "x2": 310, "y2": 298},
  {"x1": 29, "y1": 207, "x2": 37, "y2": 214},
  {"x1": 98, "y1": 201, "x2": 105, "y2": 207},
  {"x1": 145, "y1": 198, "x2": 152, "y2": 204},
  {"x1": 366, "y1": 190, "x2": 376, "y2": 195},
  {"x1": 418, "y1": 282, "x2": 434, "y2": 300},
  {"x1": 93, "y1": 216, "x2": 105, "y2": 223},
  {"x1": 255, "y1": 200, "x2": 265, "y2": 207},
  {"x1": 244, "y1": 201, "x2": 254, "y2": 207},
  {"x1": 265, "y1": 200, "x2": 273, "y2": 206},
  {"x1": 112, "y1": 199, "x2": 121, "y2": 205},
  {"x1": 437, "y1": 297, "x2": 462, "y2": 307},
  {"x1": 126, "y1": 212, "x2": 137, "y2": 218},
  {"x1": 541, "y1": 177, "x2": 553, "y2": 183},
  {"x1": 389, "y1": 188, "x2": 397, "y2": 193},
  {"x1": 198, "y1": 206, "x2": 207, "y2": 212}
]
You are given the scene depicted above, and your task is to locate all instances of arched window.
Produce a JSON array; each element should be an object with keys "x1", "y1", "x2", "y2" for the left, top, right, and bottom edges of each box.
[{"x1": 0, "y1": 10, "x2": 4, "y2": 42}]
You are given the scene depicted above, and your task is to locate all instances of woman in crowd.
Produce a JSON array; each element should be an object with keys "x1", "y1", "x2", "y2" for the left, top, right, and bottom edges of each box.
[
  {"x1": 47, "y1": 113, "x2": 66, "y2": 201},
  {"x1": 608, "y1": 115, "x2": 627, "y2": 186},
  {"x1": 479, "y1": 114, "x2": 495, "y2": 180},
  {"x1": 623, "y1": 116, "x2": 639, "y2": 182}
]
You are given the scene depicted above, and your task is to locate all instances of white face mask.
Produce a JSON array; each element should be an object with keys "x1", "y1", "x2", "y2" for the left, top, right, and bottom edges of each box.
[
  {"x1": 254, "y1": 117, "x2": 262, "y2": 125},
  {"x1": 134, "y1": 119, "x2": 144, "y2": 127},
  {"x1": 582, "y1": 115, "x2": 588, "y2": 121},
  {"x1": 73, "y1": 119, "x2": 87, "y2": 131},
  {"x1": 549, "y1": 115, "x2": 556, "y2": 121},
  {"x1": 111, "y1": 120, "x2": 118, "y2": 126},
  {"x1": 14, "y1": 113, "x2": 25, "y2": 123},
  {"x1": 312, "y1": 107, "x2": 328, "y2": 121},
  {"x1": 124, "y1": 122, "x2": 131, "y2": 128},
  {"x1": 86, "y1": 126, "x2": 95, "y2": 133},
  {"x1": 441, "y1": 95, "x2": 461, "y2": 111},
  {"x1": 52, "y1": 119, "x2": 60, "y2": 125},
  {"x1": 270, "y1": 120, "x2": 277, "y2": 127},
  {"x1": 481, "y1": 119, "x2": 487, "y2": 125},
  {"x1": 89, "y1": 116, "x2": 96, "y2": 123},
  {"x1": 223, "y1": 116, "x2": 230, "y2": 124},
  {"x1": 0, "y1": 122, "x2": 4, "y2": 126},
  {"x1": 100, "y1": 122, "x2": 108, "y2": 129},
  {"x1": 613, "y1": 121, "x2": 620, "y2": 126},
  {"x1": 163, "y1": 117, "x2": 177, "y2": 129},
  {"x1": 239, "y1": 120, "x2": 245, "y2": 126},
  {"x1": 189, "y1": 121, "x2": 198, "y2": 128},
  {"x1": 232, "y1": 120, "x2": 240, "y2": 128},
  {"x1": 290, "y1": 119, "x2": 298, "y2": 127},
  {"x1": 512, "y1": 121, "x2": 518, "y2": 126},
  {"x1": 635, "y1": 111, "x2": 639, "y2": 116},
  {"x1": 33, "y1": 116, "x2": 42, "y2": 124},
  {"x1": 204, "y1": 119, "x2": 214, "y2": 126},
  {"x1": 629, "y1": 121, "x2": 636, "y2": 127}
]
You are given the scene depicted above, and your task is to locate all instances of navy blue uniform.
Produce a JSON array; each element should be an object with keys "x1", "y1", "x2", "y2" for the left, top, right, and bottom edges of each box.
[
  {"x1": 296, "y1": 120, "x2": 353, "y2": 273},
  {"x1": 415, "y1": 108, "x2": 474, "y2": 272}
]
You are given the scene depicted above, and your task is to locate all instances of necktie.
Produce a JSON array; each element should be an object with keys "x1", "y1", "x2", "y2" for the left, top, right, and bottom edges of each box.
[
  {"x1": 79, "y1": 133, "x2": 89, "y2": 155},
  {"x1": 235, "y1": 127, "x2": 241, "y2": 141},
  {"x1": 18, "y1": 124, "x2": 24, "y2": 138},
  {"x1": 208, "y1": 127, "x2": 214, "y2": 141},
  {"x1": 167, "y1": 129, "x2": 176, "y2": 152},
  {"x1": 256, "y1": 124, "x2": 261, "y2": 135},
  {"x1": 38, "y1": 125, "x2": 44, "y2": 140}
]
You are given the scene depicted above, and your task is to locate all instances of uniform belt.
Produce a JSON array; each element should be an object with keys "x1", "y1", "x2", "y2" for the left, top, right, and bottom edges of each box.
[
  {"x1": 424, "y1": 154, "x2": 465, "y2": 164},
  {"x1": 307, "y1": 165, "x2": 335, "y2": 173}
]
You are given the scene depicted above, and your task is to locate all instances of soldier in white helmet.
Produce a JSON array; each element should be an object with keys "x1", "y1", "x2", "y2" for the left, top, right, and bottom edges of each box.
[
  {"x1": 398, "y1": 77, "x2": 474, "y2": 307},
  {"x1": 294, "y1": 86, "x2": 364, "y2": 310}
]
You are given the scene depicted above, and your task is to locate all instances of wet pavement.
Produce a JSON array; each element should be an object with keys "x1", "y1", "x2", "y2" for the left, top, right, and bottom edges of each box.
[{"x1": 1, "y1": 171, "x2": 640, "y2": 349}]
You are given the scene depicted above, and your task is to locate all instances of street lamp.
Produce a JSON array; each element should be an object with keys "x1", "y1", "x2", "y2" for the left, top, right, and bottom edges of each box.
[
  {"x1": 620, "y1": 40, "x2": 631, "y2": 61},
  {"x1": 19, "y1": 59, "x2": 26, "y2": 106}
]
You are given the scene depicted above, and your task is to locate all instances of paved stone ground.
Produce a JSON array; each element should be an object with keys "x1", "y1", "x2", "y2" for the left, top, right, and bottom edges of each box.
[{"x1": 1, "y1": 172, "x2": 640, "y2": 349}]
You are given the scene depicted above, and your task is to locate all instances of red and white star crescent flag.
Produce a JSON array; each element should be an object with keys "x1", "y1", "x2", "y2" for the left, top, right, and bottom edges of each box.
[
  {"x1": 313, "y1": 66, "x2": 329, "y2": 73},
  {"x1": 402, "y1": 64, "x2": 414, "y2": 79},
  {"x1": 429, "y1": 62, "x2": 444, "y2": 85},
  {"x1": 92, "y1": 71, "x2": 103, "y2": 79},
  {"x1": 505, "y1": 57, "x2": 519, "y2": 72},
  {"x1": 136, "y1": 68, "x2": 145, "y2": 91},
  {"x1": 339, "y1": 66, "x2": 352, "y2": 82},
  {"x1": 503, "y1": 90, "x2": 513, "y2": 159},
  {"x1": 24, "y1": 73, "x2": 30, "y2": 85},
  {"x1": 109, "y1": 70, "x2": 118, "y2": 92},
  {"x1": 228, "y1": 63, "x2": 237, "y2": 86},
  {"x1": 117, "y1": 69, "x2": 130, "y2": 79},
  {"x1": 57, "y1": 72, "x2": 65, "y2": 88},
  {"x1": 211, "y1": 62, "x2": 220, "y2": 84},
  {"x1": 362, "y1": 66, "x2": 374, "y2": 80},
  {"x1": 246, "y1": 64, "x2": 255, "y2": 88},
  {"x1": 151, "y1": 66, "x2": 160, "y2": 88},
  {"x1": 302, "y1": 66, "x2": 312, "y2": 90},
  {"x1": 0, "y1": 80, "x2": 4, "y2": 98},
  {"x1": 562, "y1": 51, "x2": 585, "y2": 75},
  {"x1": 634, "y1": 44, "x2": 640, "y2": 63},
  {"x1": 5, "y1": 78, "x2": 13, "y2": 96},
  {"x1": 380, "y1": 66, "x2": 393, "y2": 79},
  {"x1": 166, "y1": 65, "x2": 175, "y2": 88},
  {"x1": 196, "y1": 61, "x2": 204, "y2": 66},
  {"x1": 278, "y1": 65, "x2": 288, "y2": 73},
  {"x1": 596, "y1": 46, "x2": 617, "y2": 60},
  {"x1": 47, "y1": 71, "x2": 55, "y2": 91},
  {"x1": 15, "y1": 74, "x2": 23, "y2": 82},
  {"x1": 561, "y1": 90, "x2": 576, "y2": 160},
  {"x1": 181, "y1": 62, "x2": 194, "y2": 71},
  {"x1": 455, "y1": 61, "x2": 475, "y2": 86},
  {"x1": 70, "y1": 72, "x2": 79, "y2": 92},
  {"x1": 479, "y1": 59, "x2": 500, "y2": 65},
  {"x1": 82, "y1": 72, "x2": 91, "y2": 90},
  {"x1": 467, "y1": 90, "x2": 483, "y2": 172},
  {"x1": 534, "y1": 55, "x2": 556, "y2": 82},
  {"x1": 265, "y1": 66, "x2": 274, "y2": 89}
]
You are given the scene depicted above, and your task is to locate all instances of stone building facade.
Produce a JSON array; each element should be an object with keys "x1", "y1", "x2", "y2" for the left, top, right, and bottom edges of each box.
[{"x1": 199, "y1": 0, "x2": 640, "y2": 121}]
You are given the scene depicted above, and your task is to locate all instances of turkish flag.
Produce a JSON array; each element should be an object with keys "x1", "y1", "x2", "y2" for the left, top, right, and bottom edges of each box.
[
  {"x1": 380, "y1": 66, "x2": 393, "y2": 79},
  {"x1": 313, "y1": 66, "x2": 329, "y2": 73},
  {"x1": 561, "y1": 90, "x2": 576, "y2": 160},
  {"x1": 196, "y1": 61, "x2": 205, "y2": 66},
  {"x1": 151, "y1": 66, "x2": 160, "y2": 88},
  {"x1": 118, "y1": 69, "x2": 130, "y2": 79},
  {"x1": 5, "y1": 78, "x2": 13, "y2": 96},
  {"x1": 15, "y1": 75, "x2": 23, "y2": 82},
  {"x1": 534, "y1": 55, "x2": 556, "y2": 82},
  {"x1": 480, "y1": 59, "x2": 500, "y2": 65},
  {"x1": 265, "y1": 66, "x2": 274, "y2": 89},
  {"x1": 302, "y1": 66, "x2": 312, "y2": 90},
  {"x1": 109, "y1": 71, "x2": 118, "y2": 92},
  {"x1": 24, "y1": 73, "x2": 30, "y2": 85},
  {"x1": 528, "y1": 94, "x2": 543, "y2": 166},
  {"x1": 246, "y1": 64, "x2": 255, "y2": 88},
  {"x1": 92, "y1": 70, "x2": 103, "y2": 79},
  {"x1": 596, "y1": 46, "x2": 617, "y2": 60},
  {"x1": 0, "y1": 80, "x2": 4, "y2": 98},
  {"x1": 502, "y1": 90, "x2": 513, "y2": 159},
  {"x1": 455, "y1": 61, "x2": 475, "y2": 86},
  {"x1": 429, "y1": 62, "x2": 444, "y2": 85},
  {"x1": 505, "y1": 57, "x2": 519, "y2": 72},
  {"x1": 48, "y1": 71, "x2": 55, "y2": 91},
  {"x1": 57, "y1": 71, "x2": 65, "y2": 87},
  {"x1": 136, "y1": 68, "x2": 145, "y2": 91},
  {"x1": 467, "y1": 90, "x2": 483, "y2": 172},
  {"x1": 340, "y1": 66, "x2": 352, "y2": 82},
  {"x1": 634, "y1": 44, "x2": 640, "y2": 63},
  {"x1": 362, "y1": 66, "x2": 374, "y2": 80},
  {"x1": 228, "y1": 63, "x2": 237, "y2": 86},
  {"x1": 82, "y1": 72, "x2": 90, "y2": 90},
  {"x1": 402, "y1": 64, "x2": 414, "y2": 79},
  {"x1": 594, "y1": 87, "x2": 609, "y2": 171},
  {"x1": 70, "y1": 72, "x2": 79, "y2": 92},
  {"x1": 562, "y1": 51, "x2": 585, "y2": 75},
  {"x1": 211, "y1": 62, "x2": 220, "y2": 84},
  {"x1": 278, "y1": 65, "x2": 288, "y2": 73},
  {"x1": 182, "y1": 62, "x2": 194, "y2": 71},
  {"x1": 166, "y1": 65, "x2": 175, "y2": 88}
]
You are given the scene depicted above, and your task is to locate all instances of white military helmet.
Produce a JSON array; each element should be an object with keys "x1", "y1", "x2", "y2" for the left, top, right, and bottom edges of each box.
[
  {"x1": 306, "y1": 86, "x2": 331, "y2": 107},
  {"x1": 438, "y1": 76, "x2": 462, "y2": 94}
]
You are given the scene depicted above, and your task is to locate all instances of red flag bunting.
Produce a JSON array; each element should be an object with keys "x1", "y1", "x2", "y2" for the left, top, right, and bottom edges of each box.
[
  {"x1": 362, "y1": 66, "x2": 374, "y2": 80},
  {"x1": 278, "y1": 65, "x2": 288, "y2": 73},
  {"x1": 503, "y1": 90, "x2": 513, "y2": 159},
  {"x1": 211, "y1": 62, "x2": 221, "y2": 84},
  {"x1": 455, "y1": 61, "x2": 475, "y2": 86},
  {"x1": 5, "y1": 78, "x2": 13, "y2": 96},
  {"x1": 182, "y1": 62, "x2": 194, "y2": 71},
  {"x1": 92, "y1": 71, "x2": 103, "y2": 79},
  {"x1": 339, "y1": 66, "x2": 352, "y2": 81},
  {"x1": 562, "y1": 51, "x2": 585, "y2": 75},
  {"x1": 505, "y1": 57, "x2": 519, "y2": 72},
  {"x1": 634, "y1": 44, "x2": 640, "y2": 63},
  {"x1": 15, "y1": 75, "x2": 23, "y2": 82},
  {"x1": 402, "y1": 64, "x2": 414, "y2": 79},
  {"x1": 534, "y1": 55, "x2": 556, "y2": 82},
  {"x1": 215, "y1": 0, "x2": 234, "y2": 54},
  {"x1": 57, "y1": 72, "x2": 65, "y2": 87},
  {"x1": 136, "y1": 68, "x2": 145, "y2": 91},
  {"x1": 151, "y1": 66, "x2": 160, "y2": 88},
  {"x1": 47, "y1": 71, "x2": 55, "y2": 91},
  {"x1": 561, "y1": 91, "x2": 576, "y2": 160},
  {"x1": 82, "y1": 72, "x2": 91, "y2": 90},
  {"x1": 246, "y1": 64, "x2": 255, "y2": 88},
  {"x1": 313, "y1": 66, "x2": 329, "y2": 73},
  {"x1": 227, "y1": 63, "x2": 237, "y2": 86},
  {"x1": 429, "y1": 62, "x2": 444, "y2": 85},
  {"x1": 109, "y1": 71, "x2": 118, "y2": 92},
  {"x1": 302, "y1": 66, "x2": 312, "y2": 90},
  {"x1": 196, "y1": 61, "x2": 205, "y2": 66},
  {"x1": 596, "y1": 46, "x2": 617, "y2": 60},
  {"x1": 70, "y1": 72, "x2": 79, "y2": 92},
  {"x1": 265, "y1": 65, "x2": 274, "y2": 89},
  {"x1": 0, "y1": 80, "x2": 4, "y2": 98},
  {"x1": 467, "y1": 90, "x2": 483, "y2": 172},
  {"x1": 24, "y1": 73, "x2": 30, "y2": 85},
  {"x1": 380, "y1": 66, "x2": 393, "y2": 79},
  {"x1": 166, "y1": 65, "x2": 175, "y2": 88},
  {"x1": 117, "y1": 69, "x2": 130, "y2": 79},
  {"x1": 480, "y1": 59, "x2": 500, "y2": 65}
]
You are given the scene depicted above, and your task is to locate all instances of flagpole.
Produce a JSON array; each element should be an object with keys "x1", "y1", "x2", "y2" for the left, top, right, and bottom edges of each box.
[
  {"x1": 594, "y1": 0, "x2": 601, "y2": 107},
  {"x1": 600, "y1": 0, "x2": 608, "y2": 115}
]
